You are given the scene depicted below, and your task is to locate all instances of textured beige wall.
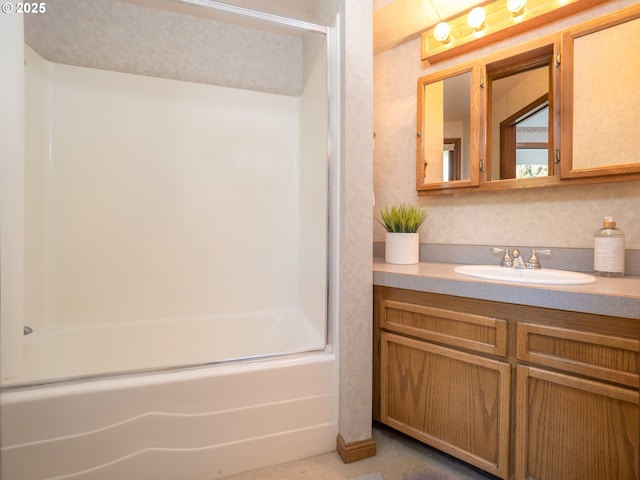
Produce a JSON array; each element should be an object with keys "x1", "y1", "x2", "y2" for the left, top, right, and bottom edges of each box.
[
  {"x1": 25, "y1": 0, "x2": 304, "y2": 96},
  {"x1": 374, "y1": 0, "x2": 640, "y2": 250},
  {"x1": 338, "y1": 0, "x2": 375, "y2": 446}
]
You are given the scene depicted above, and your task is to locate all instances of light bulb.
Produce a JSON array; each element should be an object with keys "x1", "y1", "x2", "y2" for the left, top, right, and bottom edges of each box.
[
  {"x1": 467, "y1": 7, "x2": 486, "y2": 31},
  {"x1": 434, "y1": 22, "x2": 451, "y2": 44},
  {"x1": 507, "y1": 0, "x2": 527, "y2": 16}
]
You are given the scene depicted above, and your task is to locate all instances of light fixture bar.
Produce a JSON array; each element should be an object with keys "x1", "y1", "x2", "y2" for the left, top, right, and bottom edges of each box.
[
  {"x1": 421, "y1": 0, "x2": 609, "y2": 63},
  {"x1": 170, "y1": 0, "x2": 327, "y2": 34}
]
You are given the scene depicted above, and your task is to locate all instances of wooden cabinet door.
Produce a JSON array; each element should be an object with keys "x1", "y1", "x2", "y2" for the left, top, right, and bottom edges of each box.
[
  {"x1": 380, "y1": 332, "x2": 511, "y2": 479},
  {"x1": 516, "y1": 365, "x2": 639, "y2": 480}
]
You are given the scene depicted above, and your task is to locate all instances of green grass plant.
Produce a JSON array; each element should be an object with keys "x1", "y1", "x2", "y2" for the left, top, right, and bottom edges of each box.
[{"x1": 376, "y1": 204, "x2": 429, "y2": 233}]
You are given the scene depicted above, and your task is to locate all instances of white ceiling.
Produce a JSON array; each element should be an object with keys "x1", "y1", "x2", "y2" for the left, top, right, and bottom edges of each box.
[
  {"x1": 26, "y1": 0, "x2": 485, "y2": 81},
  {"x1": 170, "y1": 0, "x2": 482, "y2": 54},
  {"x1": 180, "y1": 0, "x2": 483, "y2": 54},
  {"x1": 204, "y1": 0, "x2": 316, "y2": 19}
]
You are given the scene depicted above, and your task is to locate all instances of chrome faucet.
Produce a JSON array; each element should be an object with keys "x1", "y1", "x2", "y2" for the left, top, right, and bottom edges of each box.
[
  {"x1": 511, "y1": 249, "x2": 526, "y2": 269},
  {"x1": 526, "y1": 249, "x2": 552, "y2": 269},
  {"x1": 491, "y1": 247, "x2": 513, "y2": 267},
  {"x1": 492, "y1": 247, "x2": 552, "y2": 269}
]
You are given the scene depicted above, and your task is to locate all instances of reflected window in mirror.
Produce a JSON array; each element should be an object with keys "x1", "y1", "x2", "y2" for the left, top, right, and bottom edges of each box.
[
  {"x1": 499, "y1": 95, "x2": 549, "y2": 179},
  {"x1": 486, "y1": 47, "x2": 554, "y2": 182}
]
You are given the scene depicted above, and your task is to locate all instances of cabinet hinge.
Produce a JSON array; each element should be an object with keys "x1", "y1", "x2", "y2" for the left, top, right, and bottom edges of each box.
[
  {"x1": 554, "y1": 149, "x2": 560, "y2": 164},
  {"x1": 378, "y1": 340, "x2": 381, "y2": 354},
  {"x1": 480, "y1": 158, "x2": 485, "y2": 172},
  {"x1": 555, "y1": 52, "x2": 561, "y2": 67},
  {"x1": 480, "y1": 75, "x2": 485, "y2": 88}
]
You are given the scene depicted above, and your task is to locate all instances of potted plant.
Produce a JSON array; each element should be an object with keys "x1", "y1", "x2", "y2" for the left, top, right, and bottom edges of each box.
[{"x1": 376, "y1": 204, "x2": 429, "y2": 264}]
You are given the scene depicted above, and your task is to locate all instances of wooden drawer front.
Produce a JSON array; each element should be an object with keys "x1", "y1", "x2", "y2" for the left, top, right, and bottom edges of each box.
[
  {"x1": 517, "y1": 323, "x2": 640, "y2": 388},
  {"x1": 515, "y1": 365, "x2": 639, "y2": 480},
  {"x1": 381, "y1": 332, "x2": 511, "y2": 479},
  {"x1": 380, "y1": 299, "x2": 508, "y2": 357}
]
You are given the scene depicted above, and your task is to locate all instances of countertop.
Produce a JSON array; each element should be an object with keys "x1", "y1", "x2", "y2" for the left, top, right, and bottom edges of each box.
[{"x1": 373, "y1": 258, "x2": 640, "y2": 320}]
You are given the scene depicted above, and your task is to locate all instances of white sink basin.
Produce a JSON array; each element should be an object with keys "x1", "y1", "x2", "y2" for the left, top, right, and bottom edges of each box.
[{"x1": 454, "y1": 265, "x2": 596, "y2": 285}]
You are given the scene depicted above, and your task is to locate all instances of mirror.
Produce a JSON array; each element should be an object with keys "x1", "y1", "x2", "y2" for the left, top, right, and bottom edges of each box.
[
  {"x1": 417, "y1": 65, "x2": 480, "y2": 191},
  {"x1": 561, "y1": 10, "x2": 640, "y2": 179},
  {"x1": 485, "y1": 48, "x2": 555, "y2": 182}
]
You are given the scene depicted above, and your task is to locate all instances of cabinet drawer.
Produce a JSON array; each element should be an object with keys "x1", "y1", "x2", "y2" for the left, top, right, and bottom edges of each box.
[
  {"x1": 517, "y1": 323, "x2": 639, "y2": 388},
  {"x1": 379, "y1": 299, "x2": 508, "y2": 357}
]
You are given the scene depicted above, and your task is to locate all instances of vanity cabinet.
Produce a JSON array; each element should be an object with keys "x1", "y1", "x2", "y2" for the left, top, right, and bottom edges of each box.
[
  {"x1": 515, "y1": 323, "x2": 639, "y2": 480},
  {"x1": 373, "y1": 287, "x2": 512, "y2": 479},
  {"x1": 373, "y1": 286, "x2": 640, "y2": 480}
]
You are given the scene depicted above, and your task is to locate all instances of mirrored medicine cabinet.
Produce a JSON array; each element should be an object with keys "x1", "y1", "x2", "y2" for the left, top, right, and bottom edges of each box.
[
  {"x1": 416, "y1": 4, "x2": 640, "y2": 195},
  {"x1": 485, "y1": 44, "x2": 556, "y2": 185},
  {"x1": 560, "y1": 8, "x2": 640, "y2": 180}
]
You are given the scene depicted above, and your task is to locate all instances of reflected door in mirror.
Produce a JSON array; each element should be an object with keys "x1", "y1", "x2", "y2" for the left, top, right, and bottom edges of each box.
[
  {"x1": 420, "y1": 70, "x2": 474, "y2": 186},
  {"x1": 443, "y1": 138, "x2": 461, "y2": 181}
]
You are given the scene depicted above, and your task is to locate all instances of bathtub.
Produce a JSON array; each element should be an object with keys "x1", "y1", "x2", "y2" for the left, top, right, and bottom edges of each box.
[
  {"x1": 0, "y1": 310, "x2": 337, "y2": 479},
  {"x1": 0, "y1": 350, "x2": 338, "y2": 480}
]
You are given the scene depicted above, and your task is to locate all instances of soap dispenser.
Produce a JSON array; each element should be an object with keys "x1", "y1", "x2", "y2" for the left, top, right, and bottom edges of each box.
[{"x1": 594, "y1": 216, "x2": 625, "y2": 277}]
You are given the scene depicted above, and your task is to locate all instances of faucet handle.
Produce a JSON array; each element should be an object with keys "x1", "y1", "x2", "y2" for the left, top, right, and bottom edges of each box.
[
  {"x1": 526, "y1": 249, "x2": 552, "y2": 269},
  {"x1": 492, "y1": 247, "x2": 513, "y2": 268}
]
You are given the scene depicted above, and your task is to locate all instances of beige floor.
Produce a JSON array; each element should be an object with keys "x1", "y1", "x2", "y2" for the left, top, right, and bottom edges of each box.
[{"x1": 220, "y1": 423, "x2": 498, "y2": 480}]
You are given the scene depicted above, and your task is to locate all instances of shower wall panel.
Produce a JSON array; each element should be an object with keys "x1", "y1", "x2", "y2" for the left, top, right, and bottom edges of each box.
[{"x1": 25, "y1": 47, "x2": 306, "y2": 329}]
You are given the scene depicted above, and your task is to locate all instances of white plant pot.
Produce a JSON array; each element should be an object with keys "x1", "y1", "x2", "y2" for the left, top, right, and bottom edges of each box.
[{"x1": 385, "y1": 232, "x2": 420, "y2": 265}]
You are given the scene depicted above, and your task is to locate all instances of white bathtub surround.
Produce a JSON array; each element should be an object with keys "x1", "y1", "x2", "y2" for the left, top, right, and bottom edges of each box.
[
  {"x1": 0, "y1": 352, "x2": 337, "y2": 480},
  {"x1": 13, "y1": 34, "x2": 329, "y2": 384},
  {"x1": 25, "y1": 52, "x2": 309, "y2": 328},
  {"x1": 0, "y1": 4, "x2": 341, "y2": 478}
]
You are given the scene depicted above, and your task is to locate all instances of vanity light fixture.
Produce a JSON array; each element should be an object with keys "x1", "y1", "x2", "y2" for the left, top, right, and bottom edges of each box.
[
  {"x1": 434, "y1": 21, "x2": 452, "y2": 44},
  {"x1": 421, "y1": 0, "x2": 608, "y2": 63},
  {"x1": 467, "y1": 7, "x2": 487, "y2": 31},
  {"x1": 506, "y1": 0, "x2": 528, "y2": 16}
]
